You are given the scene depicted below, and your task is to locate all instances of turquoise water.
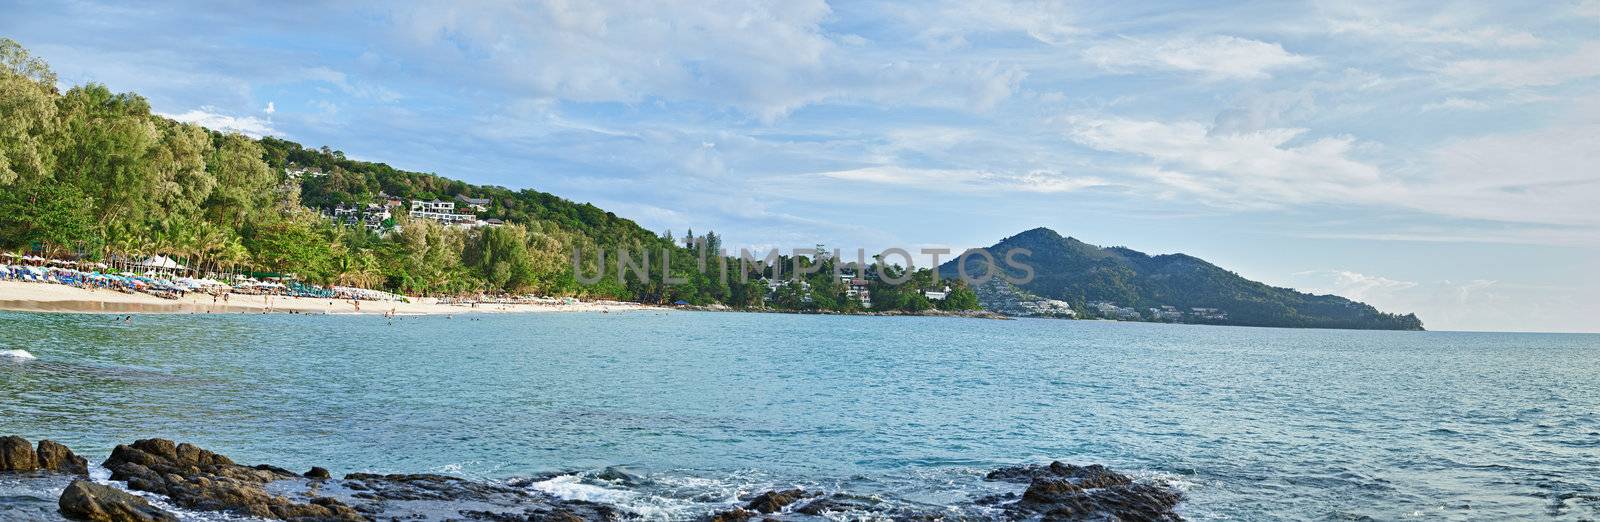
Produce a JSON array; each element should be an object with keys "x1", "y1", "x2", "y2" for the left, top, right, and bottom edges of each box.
[{"x1": 2, "y1": 310, "x2": 1598, "y2": 519}]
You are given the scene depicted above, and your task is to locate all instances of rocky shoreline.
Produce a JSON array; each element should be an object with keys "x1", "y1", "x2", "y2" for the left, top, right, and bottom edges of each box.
[{"x1": 2, "y1": 436, "x2": 1184, "y2": 521}]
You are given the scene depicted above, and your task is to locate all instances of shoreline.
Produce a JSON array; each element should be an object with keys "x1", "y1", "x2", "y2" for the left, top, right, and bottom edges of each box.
[
  {"x1": 0, "y1": 280, "x2": 659, "y2": 316},
  {"x1": 0, "y1": 435, "x2": 1183, "y2": 521}
]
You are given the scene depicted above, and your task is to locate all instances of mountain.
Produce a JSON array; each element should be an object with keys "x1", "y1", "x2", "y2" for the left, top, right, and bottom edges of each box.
[{"x1": 939, "y1": 228, "x2": 1424, "y2": 330}]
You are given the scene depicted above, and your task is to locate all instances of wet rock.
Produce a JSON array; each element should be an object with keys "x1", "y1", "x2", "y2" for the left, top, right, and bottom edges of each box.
[
  {"x1": 1, "y1": 435, "x2": 38, "y2": 472},
  {"x1": 101, "y1": 438, "x2": 363, "y2": 521},
  {"x1": 743, "y1": 489, "x2": 814, "y2": 514},
  {"x1": 337, "y1": 472, "x2": 620, "y2": 521},
  {"x1": 591, "y1": 466, "x2": 641, "y2": 486},
  {"x1": 791, "y1": 494, "x2": 881, "y2": 516},
  {"x1": 38, "y1": 440, "x2": 90, "y2": 477},
  {"x1": 458, "y1": 500, "x2": 620, "y2": 521},
  {"x1": 304, "y1": 467, "x2": 331, "y2": 480},
  {"x1": 58, "y1": 479, "x2": 179, "y2": 522},
  {"x1": 985, "y1": 461, "x2": 1183, "y2": 521},
  {"x1": 705, "y1": 507, "x2": 753, "y2": 522}
]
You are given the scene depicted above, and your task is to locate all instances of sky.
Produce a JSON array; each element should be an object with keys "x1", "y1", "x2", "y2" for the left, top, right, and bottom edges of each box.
[{"x1": 4, "y1": 0, "x2": 1597, "y2": 332}]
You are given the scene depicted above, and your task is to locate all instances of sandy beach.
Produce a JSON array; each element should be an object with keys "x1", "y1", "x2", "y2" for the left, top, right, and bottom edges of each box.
[{"x1": 0, "y1": 280, "x2": 658, "y2": 315}]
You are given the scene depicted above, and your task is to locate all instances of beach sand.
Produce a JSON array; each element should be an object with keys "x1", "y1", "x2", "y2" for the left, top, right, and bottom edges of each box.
[{"x1": 0, "y1": 280, "x2": 658, "y2": 315}]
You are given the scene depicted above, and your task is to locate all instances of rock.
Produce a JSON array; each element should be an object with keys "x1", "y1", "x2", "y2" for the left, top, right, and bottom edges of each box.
[
  {"x1": 743, "y1": 489, "x2": 812, "y2": 514},
  {"x1": 38, "y1": 439, "x2": 91, "y2": 476},
  {"x1": 58, "y1": 479, "x2": 178, "y2": 522},
  {"x1": 791, "y1": 494, "x2": 879, "y2": 516},
  {"x1": 705, "y1": 507, "x2": 753, "y2": 522},
  {"x1": 101, "y1": 439, "x2": 363, "y2": 521},
  {"x1": 339, "y1": 472, "x2": 620, "y2": 521},
  {"x1": 1, "y1": 435, "x2": 39, "y2": 472},
  {"x1": 304, "y1": 467, "x2": 331, "y2": 480},
  {"x1": 986, "y1": 461, "x2": 1183, "y2": 521}
]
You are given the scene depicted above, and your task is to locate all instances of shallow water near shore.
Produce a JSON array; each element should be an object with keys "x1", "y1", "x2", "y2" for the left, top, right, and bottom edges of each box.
[{"x1": 2, "y1": 310, "x2": 1598, "y2": 520}]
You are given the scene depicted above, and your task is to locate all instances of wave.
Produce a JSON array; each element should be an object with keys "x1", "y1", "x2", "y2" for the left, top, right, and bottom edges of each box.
[{"x1": 0, "y1": 349, "x2": 36, "y2": 360}]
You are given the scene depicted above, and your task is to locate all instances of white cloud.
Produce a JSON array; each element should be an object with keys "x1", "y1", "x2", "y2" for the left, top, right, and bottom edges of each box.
[
  {"x1": 303, "y1": 66, "x2": 401, "y2": 102},
  {"x1": 1063, "y1": 116, "x2": 1392, "y2": 207},
  {"x1": 903, "y1": 0, "x2": 1080, "y2": 49},
  {"x1": 263, "y1": 101, "x2": 275, "y2": 114},
  {"x1": 1293, "y1": 269, "x2": 1418, "y2": 300},
  {"x1": 1282, "y1": 270, "x2": 1595, "y2": 332},
  {"x1": 386, "y1": 1, "x2": 1024, "y2": 120},
  {"x1": 1409, "y1": 121, "x2": 1600, "y2": 227},
  {"x1": 160, "y1": 106, "x2": 277, "y2": 138},
  {"x1": 1083, "y1": 35, "x2": 1310, "y2": 80},
  {"x1": 1421, "y1": 97, "x2": 1489, "y2": 111},
  {"x1": 1064, "y1": 110, "x2": 1600, "y2": 234},
  {"x1": 1438, "y1": 42, "x2": 1600, "y2": 89},
  {"x1": 1327, "y1": 16, "x2": 1542, "y2": 48},
  {"x1": 820, "y1": 165, "x2": 1110, "y2": 194}
]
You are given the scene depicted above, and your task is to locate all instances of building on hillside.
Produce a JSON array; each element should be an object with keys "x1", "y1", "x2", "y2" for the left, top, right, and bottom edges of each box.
[
  {"x1": 1092, "y1": 301, "x2": 1142, "y2": 321},
  {"x1": 1149, "y1": 305, "x2": 1183, "y2": 322},
  {"x1": 1190, "y1": 307, "x2": 1228, "y2": 320},
  {"x1": 923, "y1": 285, "x2": 951, "y2": 301},
  {"x1": 328, "y1": 203, "x2": 393, "y2": 233},
  {"x1": 455, "y1": 194, "x2": 492, "y2": 212},
  {"x1": 286, "y1": 167, "x2": 326, "y2": 180},
  {"x1": 762, "y1": 278, "x2": 813, "y2": 304},
  {"x1": 840, "y1": 273, "x2": 872, "y2": 308},
  {"x1": 409, "y1": 200, "x2": 478, "y2": 227},
  {"x1": 1017, "y1": 299, "x2": 1076, "y2": 317}
]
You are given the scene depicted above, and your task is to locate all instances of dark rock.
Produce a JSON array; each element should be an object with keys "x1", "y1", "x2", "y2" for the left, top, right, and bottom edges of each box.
[
  {"x1": 591, "y1": 466, "x2": 641, "y2": 486},
  {"x1": 337, "y1": 473, "x2": 619, "y2": 521},
  {"x1": 987, "y1": 461, "x2": 1183, "y2": 521},
  {"x1": 705, "y1": 507, "x2": 753, "y2": 522},
  {"x1": 58, "y1": 479, "x2": 179, "y2": 522},
  {"x1": 101, "y1": 438, "x2": 364, "y2": 521},
  {"x1": 1, "y1": 435, "x2": 38, "y2": 472},
  {"x1": 986, "y1": 461, "x2": 1132, "y2": 488},
  {"x1": 305, "y1": 467, "x2": 331, "y2": 480},
  {"x1": 743, "y1": 489, "x2": 813, "y2": 514},
  {"x1": 791, "y1": 494, "x2": 879, "y2": 516},
  {"x1": 38, "y1": 440, "x2": 90, "y2": 476}
]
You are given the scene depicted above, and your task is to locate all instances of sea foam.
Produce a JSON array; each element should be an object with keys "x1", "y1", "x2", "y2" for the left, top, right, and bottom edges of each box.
[{"x1": 0, "y1": 349, "x2": 36, "y2": 360}]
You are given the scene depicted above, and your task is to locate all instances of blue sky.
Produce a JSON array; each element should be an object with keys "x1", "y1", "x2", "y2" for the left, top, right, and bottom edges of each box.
[{"x1": 5, "y1": 1, "x2": 1597, "y2": 332}]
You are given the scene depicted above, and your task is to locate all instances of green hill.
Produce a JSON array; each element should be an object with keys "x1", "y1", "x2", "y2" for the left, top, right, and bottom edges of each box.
[{"x1": 940, "y1": 228, "x2": 1424, "y2": 330}]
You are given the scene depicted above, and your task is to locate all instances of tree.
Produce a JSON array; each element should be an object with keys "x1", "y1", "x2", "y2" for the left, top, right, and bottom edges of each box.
[
  {"x1": 0, "y1": 38, "x2": 59, "y2": 185},
  {"x1": 466, "y1": 224, "x2": 536, "y2": 292},
  {"x1": 205, "y1": 133, "x2": 275, "y2": 230},
  {"x1": 0, "y1": 177, "x2": 98, "y2": 255},
  {"x1": 942, "y1": 286, "x2": 981, "y2": 311}
]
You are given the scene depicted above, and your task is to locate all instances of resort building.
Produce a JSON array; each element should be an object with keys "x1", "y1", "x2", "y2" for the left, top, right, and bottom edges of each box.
[
  {"x1": 455, "y1": 194, "x2": 492, "y2": 212},
  {"x1": 1092, "y1": 301, "x2": 1143, "y2": 321},
  {"x1": 1149, "y1": 305, "x2": 1183, "y2": 322},
  {"x1": 328, "y1": 203, "x2": 393, "y2": 233},
  {"x1": 409, "y1": 200, "x2": 478, "y2": 227}
]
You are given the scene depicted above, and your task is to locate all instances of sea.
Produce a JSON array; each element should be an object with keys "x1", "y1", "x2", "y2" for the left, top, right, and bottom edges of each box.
[{"x1": 2, "y1": 310, "x2": 1597, "y2": 520}]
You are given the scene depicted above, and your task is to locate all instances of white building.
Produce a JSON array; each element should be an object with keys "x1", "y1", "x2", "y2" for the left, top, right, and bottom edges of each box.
[{"x1": 409, "y1": 200, "x2": 477, "y2": 226}]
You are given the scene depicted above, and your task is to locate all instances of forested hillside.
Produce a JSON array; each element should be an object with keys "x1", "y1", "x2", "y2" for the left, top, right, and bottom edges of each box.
[
  {"x1": 941, "y1": 228, "x2": 1425, "y2": 330},
  {"x1": 0, "y1": 38, "x2": 668, "y2": 298},
  {"x1": 0, "y1": 38, "x2": 977, "y2": 311}
]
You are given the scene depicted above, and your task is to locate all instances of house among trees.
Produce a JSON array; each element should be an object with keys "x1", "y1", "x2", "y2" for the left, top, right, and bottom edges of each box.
[
  {"x1": 409, "y1": 200, "x2": 477, "y2": 226},
  {"x1": 455, "y1": 194, "x2": 491, "y2": 212}
]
